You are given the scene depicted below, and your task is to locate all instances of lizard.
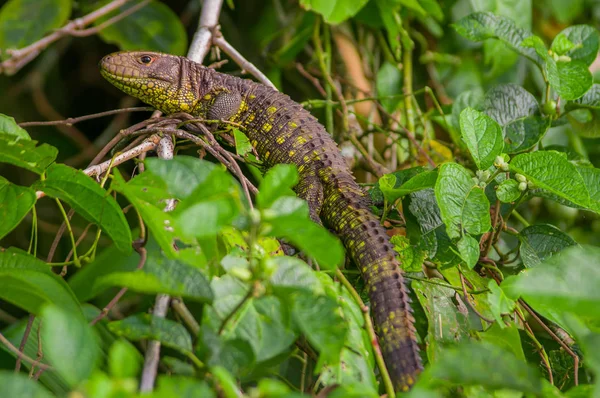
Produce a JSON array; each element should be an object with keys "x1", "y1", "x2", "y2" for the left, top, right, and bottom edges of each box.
[{"x1": 100, "y1": 51, "x2": 423, "y2": 392}]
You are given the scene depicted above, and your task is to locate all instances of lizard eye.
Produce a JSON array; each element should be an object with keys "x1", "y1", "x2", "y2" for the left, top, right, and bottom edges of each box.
[{"x1": 139, "y1": 55, "x2": 153, "y2": 65}]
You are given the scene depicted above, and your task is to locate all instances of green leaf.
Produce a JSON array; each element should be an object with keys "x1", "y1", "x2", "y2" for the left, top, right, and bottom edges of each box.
[
  {"x1": 434, "y1": 162, "x2": 491, "y2": 240},
  {"x1": 457, "y1": 234, "x2": 479, "y2": 269},
  {"x1": 482, "y1": 84, "x2": 549, "y2": 153},
  {"x1": 545, "y1": 58, "x2": 593, "y2": 101},
  {"x1": 502, "y1": 245, "x2": 600, "y2": 319},
  {"x1": 211, "y1": 366, "x2": 244, "y2": 398},
  {"x1": 233, "y1": 129, "x2": 253, "y2": 157},
  {"x1": 518, "y1": 224, "x2": 577, "y2": 268},
  {"x1": 108, "y1": 340, "x2": 142, "y2": 379},
  {"x1": 479, "y1": 323, "x2": 525, "y2": 362},
  {"x1": 299, "y1": 0, "x2": 369, "y2": 24},
  {"x1": 376, "y1": 61, "x2": 403, "y2": 114},
  {"x1": 379, "y1": 170, "x2": 438, "y2": 203},
  {"x1": 413, "y1": 281, "x2": 469, "y2": 358},
  {"x1": 263, "y1": 197, "x2": 344, "y2": 269},
  {"x1": 0, "y1": 371, "x2": 53, "y2": 398},
  {"x1": 0, "y1": 248, "x2": 82, "y2": 316},
  {"x1": 68, "y1": 238, "x2": 141, "y2": 302},
  {"x1": 452, "y1": 12, "x2": 540, "y2": 65},
  {"x1": 486, "y1": 280, "x2": 516, "y2": 326},
  {"x1": 202, "y1": 329, "x2": 255, "y2": 377},
  {"x1": 405, "y1": 189, "x2": 461, "y2": 268},
  {"x1": 41, "y1": 304, "x2": 99, "y2": 388},
  {"x1": 469, "y1": 0, "x2": 532, "y2": 77},
  {"x1": 569, "y1": 84, "x2": 600, "y2": 110},
  {"x1": 0, "y1": 0, "x2": 71, "y2": 53},
  {"x1": 429, "y1": 341, "x2": 541, "y2": 393},
  {"x1": 0, "y1": 133, "x2": 57, "y2": 174},
  {"x1": 510, "y1": 151, "x2": 590, "y2": 209},
  {"x1": 108, "y1": 314, "x2": 193, "y2": 355},
  {"x1": 257, "y1": 164, "x2": 298, "y2": 209},
  {"x1": 0, "y1": 114, "x2": 29, "y2": 139},
  {"x1": 459, "y1": 108, "x2": 504, "y2": 170},
  {"x1": 111, "y1": 170, "x2": 179, "y2": 257},
  {"x1": 95, "y1": 0, "x2": 187, "y2": 55},
  {"x1": 292, "y1": 291, "x2": 348, "y2": 369},
  {"x1": 174, "y1": 167, "x2": 242, "y2": 239},
  {"x1": 95, "y1": 242, "x2": 213, "y2": 303},
  {"x1": 496, "y1": 179, "x2": 521, "y2": 203},
  {"x1": 144, "y1": 156, "x2": 216, "y2": 200},
  {"x1": 34, "y1": 164, "x2": 132, "y2": 253},
  {"x1": 0, "y1": 176, "x2": 35, "y2": 240},
  {"x1": 268, "y1": 256, "x2": 324, "y2": 295},
  {"x1": 550, "y1": 33, "x2": 576, "y2": 56},
  {"x1": 577, "y1": 166, "x2": 600, "y2": 213},
  {"x1": 231, "y1": 296, "x2": 296, "y2": 362},
  {"x1": 390, "y1": 235, "x2": 426, "y2": 272},
  {"x1": 558, "y1": 25, "x2": 600, "y2": 66}
]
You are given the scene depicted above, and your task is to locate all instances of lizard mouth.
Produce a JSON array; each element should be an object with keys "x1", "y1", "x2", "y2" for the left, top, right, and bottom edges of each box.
[{"x1": 99, "y1": 54, "x2": 171, "y2": 84}]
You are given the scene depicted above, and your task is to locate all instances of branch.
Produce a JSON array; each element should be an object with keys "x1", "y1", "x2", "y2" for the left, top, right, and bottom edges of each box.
[
  {"x1": 187, "y1": 0, "x2": 224, "y2": 63},
  {"x1": 1, "y1": 0, "x2": 148, "y2": 75},
  {"x1": 18, "y1": 107, "x2": 153, "y2": 127},
  {"x1": 139, "y1": 294, "x2": 171, "y2": 392}
]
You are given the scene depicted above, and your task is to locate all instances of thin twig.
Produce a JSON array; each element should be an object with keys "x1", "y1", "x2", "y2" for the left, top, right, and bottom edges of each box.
[
  {"x1": 14, "y1": 314, "x2": 35, "y2": 372},
  {"x1": 18, "y1": 107, "x2": 153, "y2": 127},
  {"x1": 0, "y1": 331, "x2": 51, "y2": 371},
  {"x1": 519, "y1": 300, "x2": 579, "y2": 385},
  {"x1": 459, "y1": 271, "x2": 494, "y2": 323},
  {"x1": 212, "y1": 32, "x2": 276, "y2": 89},
  {"x1": 171, "y1": 298, "x2": 200, "y2": 336},
  {"x1": 68, "y1": 0, "x2": 151, "y2": 37},
  {"x1": 515, "y1": 308, "x2": 554, "y2": 385}
]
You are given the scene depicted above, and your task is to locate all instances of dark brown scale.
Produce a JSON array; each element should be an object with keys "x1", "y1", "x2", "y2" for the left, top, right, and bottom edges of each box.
[{"x1": 194, "y1": 62, "x2": 422, "y2": 391}]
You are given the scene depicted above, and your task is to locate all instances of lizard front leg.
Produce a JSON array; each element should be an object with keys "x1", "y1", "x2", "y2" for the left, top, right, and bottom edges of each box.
[{"x1": 198, "y1": 90, "x2": 243, "y2": 131}]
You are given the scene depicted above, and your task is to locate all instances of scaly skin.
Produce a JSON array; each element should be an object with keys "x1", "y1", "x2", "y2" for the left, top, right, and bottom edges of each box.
[{"x1": 100, "y1": 51, "x2": 423, "y2": 391}]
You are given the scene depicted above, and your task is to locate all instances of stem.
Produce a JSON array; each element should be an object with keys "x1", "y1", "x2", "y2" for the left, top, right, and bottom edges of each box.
[
  {"x1": 512, "y1": 211, "x2": 530, "y2": 227},
  {"x1": 54, "y1": 199, "x2": 79, "y2": 266},
  {"x1": 28, "y1": 206, "x2": 38, "y2": 256},
  {"x1": 335, "y1": 269, "x2": 395, "y2": 398},
  {"x1": 313, "y1": 19, "x2": 334, "y2": 135},
  {"x1": 139, "y1": 294, "x2": 171, "y2": 392}
]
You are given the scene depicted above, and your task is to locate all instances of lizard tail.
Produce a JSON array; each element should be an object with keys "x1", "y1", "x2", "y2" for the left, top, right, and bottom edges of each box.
[{"x1": 321, "y1": 182, "x2": 423, "y2": 391}]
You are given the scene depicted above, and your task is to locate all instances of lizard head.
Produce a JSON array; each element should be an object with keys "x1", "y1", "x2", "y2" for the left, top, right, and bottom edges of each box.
[{"x1": 100, "y1": 51, "x2": 198, "y2": 114}]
